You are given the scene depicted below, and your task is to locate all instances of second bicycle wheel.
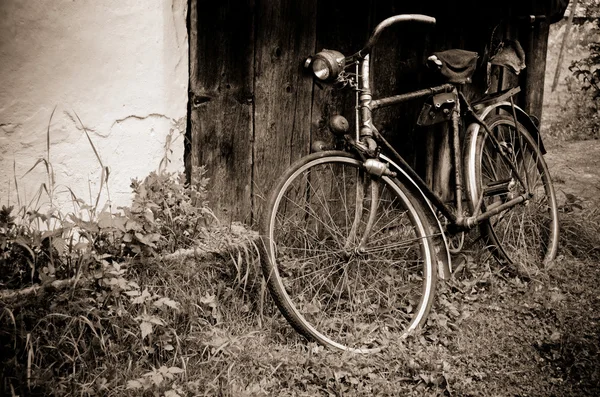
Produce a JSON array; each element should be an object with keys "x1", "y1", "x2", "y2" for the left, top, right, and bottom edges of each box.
[
  {"x1": 261, "y1": 151, "x2": 437, "y2": 353},
  {"x1": 464, "y1": 114, "x2": 559, "y2": 274}
]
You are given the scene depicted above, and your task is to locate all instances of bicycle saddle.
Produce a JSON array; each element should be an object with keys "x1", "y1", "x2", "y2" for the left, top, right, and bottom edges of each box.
[{"x1": 427, "y1": 49, "x2": 479, "y2": 84}]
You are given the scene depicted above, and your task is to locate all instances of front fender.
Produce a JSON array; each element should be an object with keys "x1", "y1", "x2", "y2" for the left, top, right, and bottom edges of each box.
[{"x1": 380, "y1": 154, "x2": 452, "y2": 280}]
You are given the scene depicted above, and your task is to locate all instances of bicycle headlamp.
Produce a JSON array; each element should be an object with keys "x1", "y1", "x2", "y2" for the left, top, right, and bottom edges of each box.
[{"x1": 307, "y1": 50, "x2": 345, "y2": 82}]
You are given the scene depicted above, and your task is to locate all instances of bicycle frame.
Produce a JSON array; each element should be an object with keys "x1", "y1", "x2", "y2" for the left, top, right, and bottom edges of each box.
[
  {"x1": 259, "y1": 14, "x2": 558, "y2": 351},
  {"x1": 303, "y1": 14, "x2": 549, "y2": 279},
  {"x1": 350, "y1": 51, "x2": 533, "y2": 233}
]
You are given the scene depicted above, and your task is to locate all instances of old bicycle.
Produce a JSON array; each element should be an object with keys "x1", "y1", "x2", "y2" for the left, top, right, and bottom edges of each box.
[{"x1": 260, "y1": 14, "x2": 559, "y2": 353}]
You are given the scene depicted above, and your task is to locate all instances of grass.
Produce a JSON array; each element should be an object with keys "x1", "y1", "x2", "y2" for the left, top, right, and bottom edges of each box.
[
  {"x1": 2, "y1": 108, "x2": 599, "y2": 395},
  {"x1": 1, "y1": 202, "x2": 599, "y2": 396}
]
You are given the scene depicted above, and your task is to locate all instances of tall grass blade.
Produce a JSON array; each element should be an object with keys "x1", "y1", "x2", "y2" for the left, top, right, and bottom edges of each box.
[
  {"x1": 73, "y1": 111, "x2": 104, "y2": 168},
  {"x1": 13, "y1": 160, "x2": 21, "y2": 209},
  {"x1": 0, "y1": 308, "x2": 17, "y2": 349},
  {"x1": 22, "y1": 158, "x2": 49, "y2": 178},
  {"x1": 73, "y1": 111, "x2": 112, "y2": 211},
  {"x1": 46, "y1": 106, "x2": 57, "y2": 165}
]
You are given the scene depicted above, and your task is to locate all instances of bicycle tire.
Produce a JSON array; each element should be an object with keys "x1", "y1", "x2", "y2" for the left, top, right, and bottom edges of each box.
[
  {"x1": 260, "y1": 151, "x2": 437, "y2": 353},
  {"x1": 464, "y1": 114, "x2": 559, "y2": 274}
]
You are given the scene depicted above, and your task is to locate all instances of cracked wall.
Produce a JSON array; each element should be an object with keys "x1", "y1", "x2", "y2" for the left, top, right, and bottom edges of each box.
[{"x1": 0, "y1": 0, "x2": 188, "y2": 213}]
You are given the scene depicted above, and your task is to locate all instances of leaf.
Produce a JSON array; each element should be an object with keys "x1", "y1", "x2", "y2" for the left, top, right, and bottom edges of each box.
[
  {"x1": 126, "y1": 219, "x2": 142, "y2": 232},
  {"x1": 200, "y1": 293, "x2": 217, "y2": 307},
  {"x1": 153, "y1": 297, "x2": 180, "y2": 310},
  {"x1": 144, "y1": 209, "x2": 154, "y2": 223},
  {"x1": 145, "y1": 315, "x2": 165, "y2": 326},
  {"x1": 126, "y1": 380, "x2": 143, "y2": 390},
  {"x1": 150, "y1": 372, "x2": 164, "y2": 386},
  {"x1": 135, "y1": 232, "x2": 157, "y2": 248},
  {"x1": 168, "y1": 367, "x2": 184, "y2": 374},
  {"x1": 52, "y1": 237, "x2": 66, "y2": 255},
  {"x1": 205, "y1": 335, "x2": 229, "y2": 348},
  {"x1": 140, "y1": 321, "x2": 153, "y2": 339},
  {"x1": 112, "y1": 216, "x2": 127, "y2": 232},
  {"x1": 22, "y1": 158, "x2": 49, "y2": 178},
  {"x1": 73, "y1": 241, "x2": 89, "y2": 251},
  {"x1": 132, "y1": 288, "x2": 151, "y2": 304},
  {"x1": 97, "y1": 211, "x2": 114, "y2": 229},
  {"x1": 14, "y1": 239, "x2": 35, "y2": 260},
  {"x1": 41, "y1": 229, "x2": 61, "y2": 240},
  {"x1": 128, "y1": 281, "x2": 140, "y2": 289},
  {"x1": 69, "y1": 214, "x2": 99, "y2": 232}
]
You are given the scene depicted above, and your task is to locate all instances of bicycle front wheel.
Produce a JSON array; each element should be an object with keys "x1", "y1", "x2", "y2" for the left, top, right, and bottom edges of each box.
[
  {"x1": 464, "y1": 114, "x2": 559, "y2": 274},
  {"x1": 260, "y1": 151, "x2": 437, "y2": 353}
]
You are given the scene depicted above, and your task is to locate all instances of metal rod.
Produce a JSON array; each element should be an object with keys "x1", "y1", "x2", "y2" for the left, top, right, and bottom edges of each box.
[
  {"x1": 451, "y1": 88, "x2": 463, "y2": 217},
  {"x1": 371, "y1": 84, "x2": 454, "y2": 109},
  {"x1": 469, "y1": 109, "x2": 528, "y2": 190},
  {"x1": 359, "y1": 55, "x2": 374, "y2": 137},
  {"x1": 472, "y1": 194, "x2": 528, "y2": 224},
  {"x1": 483, "y1": 179, "x2": 511, "y2": 196},
  {"x1": 355, "y1": 61, "x2": 360, "y2": 141},
  {"x1": 373, "y1": 129, "x2": 457, "y2": 223},
  {"x1": 357, "y1": 14, "x2": 436, "y2": 57},
  {"x1": 358, "y1": 179, "x2": 380, "y2": 250},
  {"x1": 345, "y1": 171, "x2": 365, "y2": 250}
]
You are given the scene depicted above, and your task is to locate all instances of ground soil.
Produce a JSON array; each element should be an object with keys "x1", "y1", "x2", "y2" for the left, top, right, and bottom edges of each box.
[{"x1": 545, "y1": 139, "x2": 600, "y2": 207}]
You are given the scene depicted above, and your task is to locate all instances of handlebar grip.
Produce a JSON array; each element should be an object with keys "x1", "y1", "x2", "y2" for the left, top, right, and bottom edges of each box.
[{"x1": 361, "y1": 14, "x2": 436, "y2": 56}]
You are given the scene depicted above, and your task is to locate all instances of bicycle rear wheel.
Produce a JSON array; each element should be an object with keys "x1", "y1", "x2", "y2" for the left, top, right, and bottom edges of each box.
[
  {"x1": 464, "y1": 114, "x2": 559, "y2": 274},
  {"x1": 260, "y1": 151, "x2": 437, "y2": 353}
]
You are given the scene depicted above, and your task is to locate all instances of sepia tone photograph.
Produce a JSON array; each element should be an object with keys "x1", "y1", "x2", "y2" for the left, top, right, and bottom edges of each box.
[{"x1": 1, "y1": 1, "x2": 598, "y2": 395}]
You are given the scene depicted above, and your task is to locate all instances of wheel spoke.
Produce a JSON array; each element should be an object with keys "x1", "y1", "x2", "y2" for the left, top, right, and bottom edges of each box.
[
  {"x1": 262, "y1": 154, "x2": 436, "y2": 352},
  {"x1": 470, "y1": 115, "x2": 559, "y2": 272}
]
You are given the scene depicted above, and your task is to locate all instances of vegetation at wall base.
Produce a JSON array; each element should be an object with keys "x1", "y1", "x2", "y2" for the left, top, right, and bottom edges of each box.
[
  {"x1": 1, "y1": 92, "x2": 599, "y2": 394},
  {"x1": 1, "y1": 166, "x2": 599, "y2": 396}
]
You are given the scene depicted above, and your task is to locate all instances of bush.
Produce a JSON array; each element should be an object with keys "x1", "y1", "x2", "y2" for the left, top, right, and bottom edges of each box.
[
  {"x1": 552, "y1": 1, "x2": 600, "y2": 140},
  {"x1": 0, "y1": 167, "x2": 213, "y2": 290},
  {"x1": 546, "y1": 75, "x2": 600, "y2": 140},
  {"x1": 0, "y1": 163, "x2": 241, "y2": 396}
]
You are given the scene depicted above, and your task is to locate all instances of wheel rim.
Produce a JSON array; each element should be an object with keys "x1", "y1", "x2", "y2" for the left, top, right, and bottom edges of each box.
[
  {"x1": 265, "y1": 155, "x2": 434, "y2": 353},
  {"x1": 477, "y1": 118, "x2": 558, "y2": 273}
]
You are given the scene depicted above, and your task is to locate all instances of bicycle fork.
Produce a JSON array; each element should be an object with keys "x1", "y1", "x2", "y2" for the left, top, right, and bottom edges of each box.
[{"x1": 344, "y1": 175, "x2": 381, "y2": 254}]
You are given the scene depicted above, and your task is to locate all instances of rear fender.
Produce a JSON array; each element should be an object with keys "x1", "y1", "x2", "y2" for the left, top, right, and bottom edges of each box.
[
  {"x1": 475, "y1": 101, "x2": 546, "y2": 154},
  {"x1": 464, "y1": 101, "x2": 547, "y2": 208}
]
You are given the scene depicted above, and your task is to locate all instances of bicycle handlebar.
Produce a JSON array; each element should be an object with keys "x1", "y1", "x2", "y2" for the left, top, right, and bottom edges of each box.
[{"x1": 358, "y1": 14, "x2": 436, "y2": 57}]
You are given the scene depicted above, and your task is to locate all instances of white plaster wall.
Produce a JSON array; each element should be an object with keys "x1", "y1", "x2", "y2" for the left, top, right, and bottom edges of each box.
[{"x1": 0, "y1": 0, "x2": 188, "y2": 216}]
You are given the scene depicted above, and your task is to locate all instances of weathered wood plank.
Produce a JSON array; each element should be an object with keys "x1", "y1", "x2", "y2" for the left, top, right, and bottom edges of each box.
[
  {"x1": 310, "y1": 1, "x2": 374, "y2": 146},
  {"x1": 253, "y1": 0, "x2": 318, "y2": 222},
  {"x1": 522, "y1": 20, "x2": 550, "y2": 122},
  {"x1": 191, "y1": 0, "x2": 254, "y2": 223},
  {"x1": 186, "y1": 1, "x2": 199, "y2": 180},
  {"x1": 188, "y1": 0, "x2": 554, "y2": 222}
]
